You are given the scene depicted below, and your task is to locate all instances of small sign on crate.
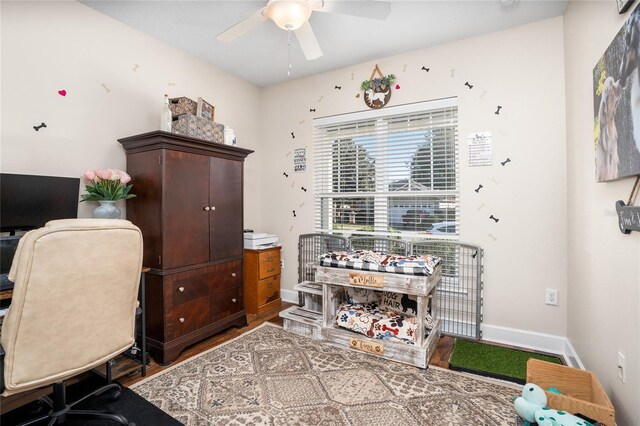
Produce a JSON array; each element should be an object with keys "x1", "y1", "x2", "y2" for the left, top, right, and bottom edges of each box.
[
  {"x1": 349, "y1": 337, "x2": 384, "y2": 355},
  {"x1": 349, "y1": 273, "x2": 384, "y2": 288}
]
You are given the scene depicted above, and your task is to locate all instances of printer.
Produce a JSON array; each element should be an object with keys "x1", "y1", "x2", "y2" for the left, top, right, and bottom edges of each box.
[{"x1": 243, "y1": 232, "x2": 278, "y2": 249}]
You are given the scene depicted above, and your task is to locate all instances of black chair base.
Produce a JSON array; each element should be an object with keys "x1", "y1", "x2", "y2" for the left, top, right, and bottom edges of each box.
[{"x1": 18, "y1": 381, "x2": 132, "y2": 426}]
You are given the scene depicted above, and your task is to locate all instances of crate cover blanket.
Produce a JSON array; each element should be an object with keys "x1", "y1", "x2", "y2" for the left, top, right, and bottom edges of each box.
[{"x1": 320, "y1": 250, "x2": 441, "y2": 276}]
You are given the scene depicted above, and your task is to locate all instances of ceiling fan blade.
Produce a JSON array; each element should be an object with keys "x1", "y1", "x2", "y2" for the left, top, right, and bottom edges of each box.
[
  {"x1": 318, "y1": 0, "x2": 391, "y2": 20},
  {"x1": 216, "y1": 7, "x2": 268, "y2": 42},
  {"x1": 294, "y1": 21, "x2": 323, "y2": 60}
]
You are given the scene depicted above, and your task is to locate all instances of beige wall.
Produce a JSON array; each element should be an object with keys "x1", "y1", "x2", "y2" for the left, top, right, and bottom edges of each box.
[
  {"x1": 4, "y1": 2, "x2": 636, "y2": 422},
  {"x1": 259, "y1": 17, "x2": 569, "y2": 337},
  {"x1": 0, "y1": 1, "x2": 263, "y2": 228},
  {"x1": 564, "y1": 2, "x2": 640, "y2": 424}
]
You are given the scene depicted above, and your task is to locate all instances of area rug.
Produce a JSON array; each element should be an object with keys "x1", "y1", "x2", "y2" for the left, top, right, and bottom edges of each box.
[
  {"x1": 449, "y1": 339, "x2": 563, "y2": 384},
  {"x1": 132, "y1": 323, "x2": 520, "y2": 425},
  {"x1": 2, "y1": 375, "x2": 181, "y2": 425}
]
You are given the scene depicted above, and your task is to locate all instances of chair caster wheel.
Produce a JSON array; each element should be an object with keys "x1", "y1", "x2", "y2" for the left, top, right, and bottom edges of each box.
[{"x1": 109, "y1": 390, "x2": 122, "y2": 401}]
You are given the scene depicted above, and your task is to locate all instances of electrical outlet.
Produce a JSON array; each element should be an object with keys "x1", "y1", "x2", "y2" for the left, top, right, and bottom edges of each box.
[
  {"x1": 618, "y1": 352, "x2": 626, "y2": 383},
  {"x1": 280, "y1": 259, "x2": 284, "y2": 269},
  {"x1": 545, "y1": 289, "x2": 558, "y2": 306}
]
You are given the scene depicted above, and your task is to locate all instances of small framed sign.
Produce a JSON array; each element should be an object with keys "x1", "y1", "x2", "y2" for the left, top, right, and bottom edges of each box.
[
  {"x1": 196, "y1": 97, "x2": 215, "y2": 121},
  {"x1": 617, "y1": 0, "x2": 634, "y2": 14},
  {"x1": 294, "y1": 148, "x2": 307, "y2": 172}
]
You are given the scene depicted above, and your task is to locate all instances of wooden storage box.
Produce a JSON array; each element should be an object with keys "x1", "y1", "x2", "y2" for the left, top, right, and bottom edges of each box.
[
  {"x1": 526, "y1": 358, "x2": 615, "y2": 426},
  {"x1": 169, "y1": 97, "x2": 197, "y2": 116},
  {"x1": 171, "y1": 113, "x2": 224, "y2": 144}
]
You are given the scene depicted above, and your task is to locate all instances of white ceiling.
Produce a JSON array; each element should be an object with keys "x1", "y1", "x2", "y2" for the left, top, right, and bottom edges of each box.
[{"x1": 81, "y1": 0, "x2": 569, "y2": 88}]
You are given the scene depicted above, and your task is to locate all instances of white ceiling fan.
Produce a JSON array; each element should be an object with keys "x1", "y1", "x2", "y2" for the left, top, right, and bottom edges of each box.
[{"x1": 216, "y1": 0, "x2": 391, "y2": 61}]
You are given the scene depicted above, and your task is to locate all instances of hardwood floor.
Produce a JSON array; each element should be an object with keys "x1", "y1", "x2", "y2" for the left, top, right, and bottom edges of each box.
[{"x1": 119, "y1": 302, "x2": 455, "y2": 388}]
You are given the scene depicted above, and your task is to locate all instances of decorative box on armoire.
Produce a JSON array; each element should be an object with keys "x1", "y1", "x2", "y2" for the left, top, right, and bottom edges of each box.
[
  {"x1": 119, "y1": 131, "x2": 253, "y2": 364},
  {"x1": 243, "y1": 246, "x2": 282, "y2": 315}
]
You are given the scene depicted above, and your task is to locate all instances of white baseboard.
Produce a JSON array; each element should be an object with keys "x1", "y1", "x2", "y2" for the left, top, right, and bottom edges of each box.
[
  {"x1": 482, "y1": 324, "x2": 584, "y2": 369},
  {"x1": 281, "y1": 288, "x2": 299, "y2": 304}
]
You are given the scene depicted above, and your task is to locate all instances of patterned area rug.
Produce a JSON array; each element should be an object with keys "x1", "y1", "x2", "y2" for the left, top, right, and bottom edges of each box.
[{"x1": 131, "y1": 323, "x2": 519, "y2": 425}]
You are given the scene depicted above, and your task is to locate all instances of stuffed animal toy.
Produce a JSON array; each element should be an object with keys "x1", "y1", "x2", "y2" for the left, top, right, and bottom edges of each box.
[{"x1": 514, "y1": 383, "x2": 593, "y2": 426}]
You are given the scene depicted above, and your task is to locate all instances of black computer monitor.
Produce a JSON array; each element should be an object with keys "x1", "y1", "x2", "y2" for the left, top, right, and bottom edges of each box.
[
  {"x1": 1, "y1": 173, "x2": 80, "y2": 233},
  {"x1": 0, "y1": 173, "x2": 80, "y2": 290}
]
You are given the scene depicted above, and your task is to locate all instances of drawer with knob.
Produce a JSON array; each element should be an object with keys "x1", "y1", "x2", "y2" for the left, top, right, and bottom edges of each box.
[
  {"x1": 164, "y1": 267, "x2": 210, "y2": 307},
  {"x1": 210, "y1": 286, "x2": 243, "y2": 323},
  {"x1": 166, "y1": 297, "x2": 210, "y2": 340},
  {"x1": 211, "y1": 260, "x2": 243, "y2": 291}
]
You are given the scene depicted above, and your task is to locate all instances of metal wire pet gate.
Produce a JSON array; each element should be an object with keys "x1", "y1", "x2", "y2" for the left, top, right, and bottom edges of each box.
[{"x1": 297, "y1": 233, "x2": 483, "y2": 340}]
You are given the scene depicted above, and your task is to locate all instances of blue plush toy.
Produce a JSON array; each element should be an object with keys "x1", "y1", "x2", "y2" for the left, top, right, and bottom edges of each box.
[{"x1": 514, "y1": 383, "x2": 593, "y2": 426}]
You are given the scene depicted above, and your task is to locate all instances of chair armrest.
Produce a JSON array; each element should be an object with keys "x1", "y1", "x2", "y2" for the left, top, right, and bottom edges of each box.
[{"x1": 0, "y1": 343, "x2": 5, "y2": 394}]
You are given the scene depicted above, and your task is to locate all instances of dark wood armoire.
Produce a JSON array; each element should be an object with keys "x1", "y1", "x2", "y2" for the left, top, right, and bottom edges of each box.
[{"x1": 119, "y1": 131, "x2": 253, "y2": 364}]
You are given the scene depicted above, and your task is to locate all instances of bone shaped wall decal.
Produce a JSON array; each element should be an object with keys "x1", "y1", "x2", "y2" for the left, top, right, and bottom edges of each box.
[{"x1": 33, "y1": 122, "x2": 47, "y2": 131}]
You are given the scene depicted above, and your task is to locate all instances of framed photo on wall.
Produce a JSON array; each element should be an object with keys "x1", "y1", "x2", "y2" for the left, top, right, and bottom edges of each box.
[
  {"x1": 196, "y1": 97, "x2": 215, "y2": 122},
  {"x1": 593, "y1": 5, "x2": 640, "y2": 182}
]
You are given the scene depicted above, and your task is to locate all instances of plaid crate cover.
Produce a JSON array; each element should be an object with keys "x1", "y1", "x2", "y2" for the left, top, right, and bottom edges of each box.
[{"x1": 320, "y1": 250, "x2": 441, "y2": 276}]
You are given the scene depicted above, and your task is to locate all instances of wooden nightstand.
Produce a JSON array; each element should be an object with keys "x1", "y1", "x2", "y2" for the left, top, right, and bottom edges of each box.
[{"x1": 243, "y1": 246, "x2": 281, "y2": 315}]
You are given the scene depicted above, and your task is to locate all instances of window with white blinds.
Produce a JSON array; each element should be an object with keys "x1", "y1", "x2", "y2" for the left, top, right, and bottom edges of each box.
[{"x1": 314, "y1": 98, "x2": 458, "y2": 239}]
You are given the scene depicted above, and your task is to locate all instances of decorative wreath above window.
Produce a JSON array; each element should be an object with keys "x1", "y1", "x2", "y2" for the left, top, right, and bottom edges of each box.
[{"x1": 361, "y1": 65, "x2": 396, "y2": 109}]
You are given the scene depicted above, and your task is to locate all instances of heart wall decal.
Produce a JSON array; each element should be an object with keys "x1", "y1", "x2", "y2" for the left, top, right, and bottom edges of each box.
[{"x1": 58, "y1": 90, "x2": 67, "y2": 96}]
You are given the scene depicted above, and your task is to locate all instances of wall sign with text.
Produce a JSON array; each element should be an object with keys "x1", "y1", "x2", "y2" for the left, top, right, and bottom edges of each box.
[{"x1": 294, "y1": 148, "x2": 307, "y2": 173}]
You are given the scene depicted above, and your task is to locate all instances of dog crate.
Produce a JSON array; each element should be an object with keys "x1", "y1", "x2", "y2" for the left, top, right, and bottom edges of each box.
[
  {"x1": 410, "y1": 240, "x2": 483, "y2": 340},
  {"x1": 280, "y1": 233, "x2": 349, "y2": 339},
  {"x1": 285, "y1": 233, "x2": 483, "y2": 341},
  {"x1": 297, "y1": 233, "x2": 349, "y2": 284}
]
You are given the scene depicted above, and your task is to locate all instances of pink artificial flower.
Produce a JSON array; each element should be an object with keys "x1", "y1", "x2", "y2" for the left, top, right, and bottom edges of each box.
[
  {"x1": 82, "y1": 169, "x2": 96, "y2": 181},
  {"x1": 96, "y1": 169, "x2": 112, "y2": 180},
  {"x1": 119, "y1": 171, "x2": 131, "y2": 184}
]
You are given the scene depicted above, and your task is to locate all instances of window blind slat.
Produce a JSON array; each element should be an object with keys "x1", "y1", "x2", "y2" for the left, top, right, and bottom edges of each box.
[{"x1": 314, "y1": 98, "x2": 459, "y2": 239}]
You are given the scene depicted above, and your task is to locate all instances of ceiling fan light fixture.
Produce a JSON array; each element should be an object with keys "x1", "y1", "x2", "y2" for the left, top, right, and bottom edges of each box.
[{"x1": 264, "y1": 0, "x2": 312, "y2": 30}]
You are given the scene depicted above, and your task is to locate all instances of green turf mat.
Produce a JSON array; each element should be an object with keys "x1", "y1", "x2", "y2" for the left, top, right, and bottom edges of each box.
[{"x1": 449, "y1": 339, "x2": 562, "y2": 384}]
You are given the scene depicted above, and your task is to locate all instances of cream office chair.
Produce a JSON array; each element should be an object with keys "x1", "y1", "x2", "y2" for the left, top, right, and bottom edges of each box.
[{"x1": 0, "y1": 219, "x2": 143, "y2": 425}]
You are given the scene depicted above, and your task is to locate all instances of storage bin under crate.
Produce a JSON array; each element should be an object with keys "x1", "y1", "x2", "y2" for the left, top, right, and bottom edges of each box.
[
  {"x1": 169, "y1": 97, "x2": 197, "y2": 116},
  {"x1": 526, "y1": 358, "x2": 615, "y2": 426},
  {"x1": 171, "y1": 113, "x2": 224, "y2": 144}
]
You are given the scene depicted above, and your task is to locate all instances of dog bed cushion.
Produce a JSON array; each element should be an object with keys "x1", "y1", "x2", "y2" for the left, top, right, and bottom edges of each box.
[
  {"x1": 320, "y1": 250, "x2": 441, "y2": 276},
  {"x1": 335, "y1": 302, "x2": 432, "y2": 345},
  {"x1": 380, "y1": 291, "x2": 437, "y2": 329}
]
